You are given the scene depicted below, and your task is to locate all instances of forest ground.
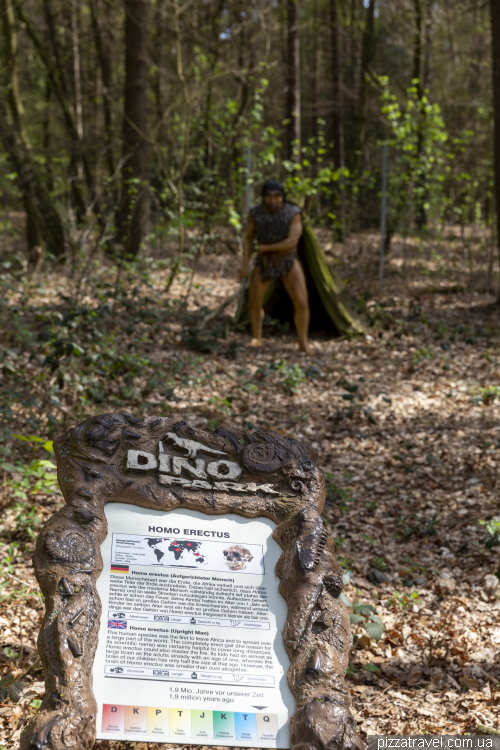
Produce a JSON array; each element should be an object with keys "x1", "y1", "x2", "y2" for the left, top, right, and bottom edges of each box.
[{"x1": 1, "y1": 218, "x2": 500, "y2": 747}]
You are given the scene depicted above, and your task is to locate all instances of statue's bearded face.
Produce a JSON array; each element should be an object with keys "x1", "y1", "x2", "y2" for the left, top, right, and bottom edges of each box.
[{"x1": 263, "y1": 191, "x2": 284, "y2": 213}]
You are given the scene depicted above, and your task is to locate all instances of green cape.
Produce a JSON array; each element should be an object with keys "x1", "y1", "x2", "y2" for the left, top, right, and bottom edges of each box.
[{"x1": 234, "y1": 218, "x2": 363, "y2": 336}]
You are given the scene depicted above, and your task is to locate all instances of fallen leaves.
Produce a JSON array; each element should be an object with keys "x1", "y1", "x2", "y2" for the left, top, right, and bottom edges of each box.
[{"x1": 1, "y1": 229, "x2": 500, "y2": 745}]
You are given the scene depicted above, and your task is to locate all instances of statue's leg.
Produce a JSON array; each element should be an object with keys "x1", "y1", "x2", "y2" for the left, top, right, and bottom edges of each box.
[
  {"x1": 282, "y1": 260, "x2": 312, "y2": 354},
  {"x1": 248, "y1": 267, "x2": 270, "y2": 345}
]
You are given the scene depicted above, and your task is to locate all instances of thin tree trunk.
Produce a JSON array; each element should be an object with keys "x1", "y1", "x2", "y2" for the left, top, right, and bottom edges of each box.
[
  {"x1": 357, "y1": 0, "x2": 375, "y2": 154},
  {"x1": 0, "y1": 97, "x2": 66, "y2": 257},
  {"x1": 311, "y1": 0, "x2": 319, "y2": 151},
  {"x1": 152, "y1": 0, "x2": 166, "y2": 143},
  {"x1": 413, "y1": 0, "x2": 423, "y2": 94},
  {"x1": 116, "y1": 0, "x2": 150, "y2": 257},
  {"x1": 90, "y1": 0, "x2": 115, "y2": 178},
  {"x1": 1, "y1": 0, "x2": 64, "y2": 259},
  {"x1": 413, "y1": 0, "x2": 428, "y2": 231},
  {"x1": 330, "y1": 0, "x2": 344, "y2": 173},
  {"x1": 286, "y1": 0, "x2": 301, "y2": 160},
  {"x1": 330, "y1": 0, "x2": 345, "y2": 239},
  {"x1": 17, "y1": 0, "x2": 100, "y2": 220},
  {"x1": 348, "y1": 0, "x2": 374, "y2": 233},
  {"x1": 490, "y1": 0, "x2": 500, "y2": 301}
]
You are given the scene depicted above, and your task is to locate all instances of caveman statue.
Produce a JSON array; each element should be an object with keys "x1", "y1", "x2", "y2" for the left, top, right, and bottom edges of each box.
[{"x1": 240, "y1": 179, "x2": 313, "y2": 354}]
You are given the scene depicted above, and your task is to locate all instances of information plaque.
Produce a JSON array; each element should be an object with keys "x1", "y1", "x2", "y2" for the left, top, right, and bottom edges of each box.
[
  {"x1": 94, "y1": 504, "x2": 293, "y2": 746},
  {"x1": 22, "y1": 414, "x2": 362, "y2": 750}
]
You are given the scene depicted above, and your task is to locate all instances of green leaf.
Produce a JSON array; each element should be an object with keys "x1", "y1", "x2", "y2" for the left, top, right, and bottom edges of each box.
[
  {"x1": 349, "y1": 613, "x2": 366, "y2": 624},
  {"x1": 342, "y1": 571, "x2": 352, "y2": 586},
  {"x1": 8, "y1": 679, "x2": 25, "y2": 702},
  {"x1": 0, "y1": 675, "x2": 25, "y2": 702},
  {"x1": 364, "y1": 619, "x2": 385, "y2": 641},
  {"x1": 353, "y1": 603, "x2": 377, "y2": 615},
  {"x1": 340, "y1": 593, "x2": 353, "y2": 607},
  {"x1": 364, "y1": 664, "x2": 380, "y2": 673}
]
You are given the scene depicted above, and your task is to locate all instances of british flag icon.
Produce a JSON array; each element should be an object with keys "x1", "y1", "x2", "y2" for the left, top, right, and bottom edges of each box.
[{"x1": 107, "y1": 619, "x2": 127, "y2": 629}]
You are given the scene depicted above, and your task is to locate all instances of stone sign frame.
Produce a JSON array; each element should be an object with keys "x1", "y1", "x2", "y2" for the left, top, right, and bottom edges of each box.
[{"x1": 21, "y1": 413, "x2": 363, "y2": 750}]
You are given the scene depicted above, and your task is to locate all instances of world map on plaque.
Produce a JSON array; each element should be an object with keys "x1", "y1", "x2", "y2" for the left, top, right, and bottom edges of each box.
[
  {"x1": 112, "y1": 533, "x2": 265, "y2": 575},
  {"x1": 146, "y1": 538, "x2": 205, "y2": 564}
]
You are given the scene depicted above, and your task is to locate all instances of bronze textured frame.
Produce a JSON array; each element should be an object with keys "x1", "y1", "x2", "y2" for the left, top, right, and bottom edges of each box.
[{"x1": 21, "y1": 414, "x2": 363, "y2": 750}]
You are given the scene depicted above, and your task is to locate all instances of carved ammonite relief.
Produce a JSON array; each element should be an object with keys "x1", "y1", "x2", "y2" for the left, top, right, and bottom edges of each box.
[
  {"x1": 22, "y1": 414, "x2": 363, "y2": 750},
  {"x1": 44, "y1": 528, "x2": 96, "y2": 563},
  {"x1": 242, "y1": 443, "x2": 281, "y2": 473}
]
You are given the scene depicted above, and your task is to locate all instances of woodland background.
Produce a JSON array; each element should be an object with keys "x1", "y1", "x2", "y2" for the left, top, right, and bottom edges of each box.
[
  {"x1": 2, "y1": 0, "x2": 500, "y2": 747},
  {"x1": 0, "y1": 0, "x2": 497, "y2": 267}
]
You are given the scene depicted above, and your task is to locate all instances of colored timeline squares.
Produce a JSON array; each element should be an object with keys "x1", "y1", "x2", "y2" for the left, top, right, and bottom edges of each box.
[{"x1": 102, "y1": 705, "x2": 279, "y2": 742}]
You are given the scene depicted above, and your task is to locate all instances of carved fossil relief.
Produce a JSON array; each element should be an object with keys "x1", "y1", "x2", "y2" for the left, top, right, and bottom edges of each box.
[{"x1": 21, "y1": 414, "x2": 364, "y2": 750}]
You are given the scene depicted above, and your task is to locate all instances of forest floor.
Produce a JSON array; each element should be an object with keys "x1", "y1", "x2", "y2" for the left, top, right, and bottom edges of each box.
[{"x1": 1, "y1": 218, "x2": 500, "y2": 747}]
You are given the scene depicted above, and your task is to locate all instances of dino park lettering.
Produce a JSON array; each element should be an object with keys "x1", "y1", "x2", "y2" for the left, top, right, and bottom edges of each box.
[{"x1": 126, "y1": 432, "x2": 280, "y2": 495}]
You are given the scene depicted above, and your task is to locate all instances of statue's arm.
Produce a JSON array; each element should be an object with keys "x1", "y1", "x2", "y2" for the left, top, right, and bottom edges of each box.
[{"x1": 258, "y1": 214, "x2": 303, "y2": 255}]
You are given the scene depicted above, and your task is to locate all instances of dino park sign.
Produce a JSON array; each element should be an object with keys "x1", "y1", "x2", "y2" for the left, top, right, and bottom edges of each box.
[
  {"x1": 21, "y1": 414, "x2": 362, "y2": 750},
  {"x1": 126, "y1": 431, "x2": 280, "y2": 494}
]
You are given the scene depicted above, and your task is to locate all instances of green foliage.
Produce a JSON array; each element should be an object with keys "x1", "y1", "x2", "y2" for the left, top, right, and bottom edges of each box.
[
  {"x1": 1, "y1": 458, "x2": 58, "y2": 500},
  {"x1": 13, "y1": 435, "x2": 53, "y2": 453},
  {"x1": 13, "y1": 503, "x2": 43, "y2": 538},
  {"x1": 471, "y1": 386, "x2": 500, "y2": 406},
  {"x1": 389, "y1": 589, "x2": 422, "y2": 609},
  {"x1": 396, "y1": 513, "x2": 438, "y2": 540},
  {"x1": 479, "y1": 518, "x2": 500, "y2": 548},
  {"x1": 0, "y1": 674, "x2": 25, "y2": 702},
  {"x1": 325, "y1": 473, "x2": 355, "y2": 511},
  {"x1": 341, "y1": 594, "x2": 386, "y2": 642},
  {"x1": 379, "y1": 76, "x2": 450, "y2": 231},
  {"x1": 411, "y1": 347, "x2": 433, "y2": 366},
  {"x1": 278, "y1": 362, "x2": 305, "y2": 395}
]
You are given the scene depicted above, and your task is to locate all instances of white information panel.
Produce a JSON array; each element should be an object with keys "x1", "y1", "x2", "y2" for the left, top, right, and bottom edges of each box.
[{"x1": 93, "y1": 503, "x2": 294, "y2": 748}]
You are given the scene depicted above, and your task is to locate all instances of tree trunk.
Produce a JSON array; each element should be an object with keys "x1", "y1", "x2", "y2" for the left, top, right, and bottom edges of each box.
[
  {"x1": 286, "y1": 0, "x2": 301, "y2": 161},
  {"x1": 413, "y1": 0, "x2": 423, "y2": 95},
  {"x1": 413, "y1": 0, "x2": 430, "y2": 231},
  {"x1": 330, "y1": 0, "x2": 344, "y2": 173},
  {"x1": 357, "y1": 0, "x2": 375, "y2": 153},
  {"x1": 116, "y1": 0, "x2": 150, "y2": 257},
  {"x1": 330, "y1": 0, "x2": 345, "y2": 239},
  {"x1": 1, "y1": 0, "x2": 65, "y2": 258},
  {"x1": 490, "y1": 0, "x2": 500, "y2": 301},
  {"x1": 348, "y1": 0, "x2": 374, "y2": 232},
  {"x1": 90, "y1": 0, "x2": 115, "y2": 179},
  {"x1": 311, "y1": 0, "x2": 319, "y2": 152},
  {"x1": 0, "y1": 95, "x2": 66, "y2": 256}
]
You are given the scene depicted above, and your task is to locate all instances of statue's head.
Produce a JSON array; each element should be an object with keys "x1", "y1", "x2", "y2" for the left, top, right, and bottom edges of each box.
[{"x1": 262, "y1": 179, "x2": 285, "y2": 212}]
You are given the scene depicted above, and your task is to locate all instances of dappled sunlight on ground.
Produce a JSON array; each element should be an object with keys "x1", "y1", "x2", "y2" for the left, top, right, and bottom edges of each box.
[{"x1": 1, "y1": 225, "x2": 500, "y2": 744}]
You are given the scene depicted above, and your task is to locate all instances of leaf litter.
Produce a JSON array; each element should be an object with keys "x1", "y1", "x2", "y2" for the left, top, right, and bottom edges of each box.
[{"x1": 1, "y1": 229, "x2": 500, "y2": 746}]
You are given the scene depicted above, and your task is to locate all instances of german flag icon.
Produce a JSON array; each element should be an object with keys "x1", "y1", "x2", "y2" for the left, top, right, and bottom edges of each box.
[{"x1": 111, "y1": 565, "x2": 129, "y2": 574}]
